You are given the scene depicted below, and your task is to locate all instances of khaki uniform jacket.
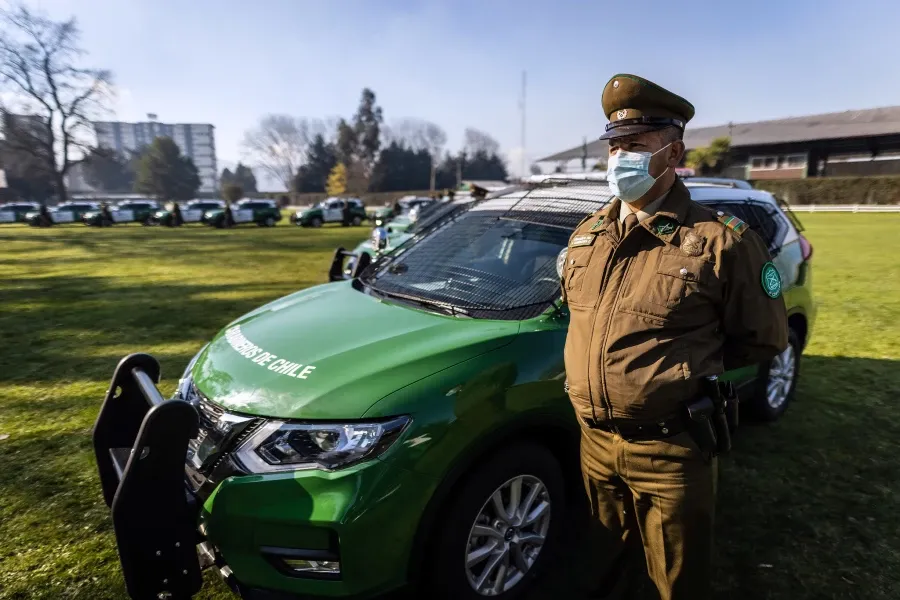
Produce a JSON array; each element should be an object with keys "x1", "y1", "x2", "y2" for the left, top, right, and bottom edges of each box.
[{"x1": 561, "y1": 179, "x2": 788, "y2": 422}]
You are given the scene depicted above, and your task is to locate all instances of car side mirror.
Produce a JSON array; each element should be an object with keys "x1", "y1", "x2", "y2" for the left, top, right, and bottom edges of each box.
[{"x1": 372, "y1": 227, "x2": 389, "y2": 250}]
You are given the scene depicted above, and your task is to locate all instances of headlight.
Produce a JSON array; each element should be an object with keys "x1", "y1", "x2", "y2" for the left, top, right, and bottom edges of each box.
[
  {"x1": 235, "y1": 416, "x2": 410, "y2": 473},
  {"x1": 175, "y1": 344, "x2": 207, "y2": 401}
]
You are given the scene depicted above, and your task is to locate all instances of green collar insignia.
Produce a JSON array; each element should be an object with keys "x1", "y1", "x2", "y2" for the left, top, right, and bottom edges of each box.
[
  {"x1": 761, "y1": 261, "x2": 782, "y2": 299},
  {"x1": 654, "y1": 219, "x2": 676, "y2": 235},
  {"x1": 590, "y1": 217, "x2": 605, "y2": 231}
]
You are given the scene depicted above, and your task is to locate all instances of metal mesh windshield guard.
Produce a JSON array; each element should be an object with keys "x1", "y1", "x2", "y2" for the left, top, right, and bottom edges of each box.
[{"x1": 360, "y1": 181, "x2": 613, "y2": 320}]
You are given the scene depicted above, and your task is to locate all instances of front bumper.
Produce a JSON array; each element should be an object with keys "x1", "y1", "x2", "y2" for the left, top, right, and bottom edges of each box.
[{"x1": 93, "y1": 354, "x2": 432, "y2": 600}]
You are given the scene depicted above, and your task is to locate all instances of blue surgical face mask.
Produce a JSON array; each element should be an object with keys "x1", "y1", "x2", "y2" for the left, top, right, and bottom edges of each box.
[{"x1": 606, "y1": 143, "x2": 672, "y2": 202}]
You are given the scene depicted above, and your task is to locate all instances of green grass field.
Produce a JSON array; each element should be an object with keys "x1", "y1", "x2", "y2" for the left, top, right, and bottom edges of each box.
[{"x1": 1, "y1": 215, "x2": 898, "y2": 599}]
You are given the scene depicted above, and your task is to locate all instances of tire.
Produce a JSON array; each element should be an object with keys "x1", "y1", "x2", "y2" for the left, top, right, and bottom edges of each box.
[
  {"x1": 749, "y1": 328, "x2": 801, "y2": 422},
  {"x1": 425, "y1": 443, "x2": 566, "y2": 600},
  {"x1": 264, "y1": 216, "x2": 275, "y2": 227},
  {"x1": 142, "y1": 217, "x2": 151, "y2": 226},
  {"x1": 351, "y1": 215, "x2": 363, "y2": 227},
  {"x1": 310, "y1": 216, "x2": 323, "y2": 228}
]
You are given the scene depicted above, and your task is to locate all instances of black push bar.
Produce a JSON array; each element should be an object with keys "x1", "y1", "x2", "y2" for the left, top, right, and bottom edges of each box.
[{"x1": 92, "y1": 353, "x2": 204, "y2": 600}]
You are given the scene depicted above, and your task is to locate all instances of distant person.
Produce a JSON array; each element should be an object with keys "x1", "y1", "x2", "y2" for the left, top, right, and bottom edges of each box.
[
  {"x1": 100, "y1": 202, "x2": 113, "y2": 226},
  {"x1": 223, "y1": 202, "x2": 235, "y2": 227},
  {"x1": 38, "y1": 202, "x2": 51, "y2": 227},
  {"x1": 341, "y1": 199, "x2": 351, "y2": 226},
  {"x1": 171, "y1": 201, "x2": 184, "y2": 226}
]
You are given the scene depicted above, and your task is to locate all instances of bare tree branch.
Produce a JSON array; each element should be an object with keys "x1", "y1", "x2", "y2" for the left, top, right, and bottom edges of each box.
[
  {"x1": 0, "y1": 2, "x2": 113, "y2": 200},
  {"x1": 463, "y1": 128, "x2": 500, "y2": 156},
  {"x1": 240, "y1": 114, "x2": 318, "y2": 190},
  {"x1": 388, "y1": 118, "x2": 447, "y2": 190}
]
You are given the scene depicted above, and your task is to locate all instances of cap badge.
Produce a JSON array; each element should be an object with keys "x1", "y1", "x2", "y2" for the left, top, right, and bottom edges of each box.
[{"x1": 617, "y1": 109, "x2": 627, "y2": 119}]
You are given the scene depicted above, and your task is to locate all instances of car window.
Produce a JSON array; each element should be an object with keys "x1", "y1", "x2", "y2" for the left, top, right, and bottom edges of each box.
[
  {"x1": 700, "y1": 199, "x2": 790, "y2": 255},
  {"x1": 362, "y1": 213, "x2": 571, "y2": 320}
]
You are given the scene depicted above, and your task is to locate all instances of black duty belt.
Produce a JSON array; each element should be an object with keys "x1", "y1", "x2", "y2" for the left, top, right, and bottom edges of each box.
[{"x1": 580, "y1": 415, "x2": 686, "y2": 441}]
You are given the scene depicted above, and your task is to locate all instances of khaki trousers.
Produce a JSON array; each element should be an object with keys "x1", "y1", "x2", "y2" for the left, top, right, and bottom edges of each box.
[{"x1": 579, "y1": 423, "x2": 717, "y2": 600}]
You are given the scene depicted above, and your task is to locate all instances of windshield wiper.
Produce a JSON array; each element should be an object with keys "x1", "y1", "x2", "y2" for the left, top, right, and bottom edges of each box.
[{"x1": 366, "y1": 286, "x2": 470, "y2": 318}]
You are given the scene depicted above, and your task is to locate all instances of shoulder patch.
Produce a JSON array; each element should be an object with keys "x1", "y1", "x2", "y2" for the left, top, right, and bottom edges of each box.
[
  {"x1": 717, "y1": 213, "x2": 748, "y2": 236},
  {"x1": 571, "y1": 233, "x2": 596, "y2": 248}
]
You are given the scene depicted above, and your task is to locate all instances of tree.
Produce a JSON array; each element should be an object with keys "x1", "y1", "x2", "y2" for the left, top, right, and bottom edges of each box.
[
  {"x1": 81, "y1": 147, "x2": 134, "y2": 192},
  {"x1": 529, "y1": 163, "x2": 542, "y2": 175},
  {"x1": 325, "y1": 163, "x2": 346, "y2": 196},
  {"x1": 134, "y1": 136, "x2": 200, "y2": 201},
  {"x1": 233, "y1": 163, "x2": 257, "y2": 194},
  {"x1": 293, "y1": 134, "x2": 337, "y2": 193},
  {"x1": 463, "y1": 128, "x2": 501, "y2": 156},
  {"x1": 352, "y1": 88, "x2": 383, "y2": 174},
  {"x1": 220, "y1": 167, "x2": 234, "y2": 186},
  {"x1": 685, "y1": 136, "x2": 731, "y2": 176},
  {"x1": 222, "y1": 183, "x2": 243, "y2": 205},
  {"x1": 241, "y1": 115, "x2": 316, "y2": 191},
  {"x1": 0, "y1": 4, "x2": 113, "y2": 201},
  {"x1": 369, "y1": 142, "x2": 431, "y2": 192},
  {"x1": 335, "y1": 118, "x2": 357, "y2": 167},
  {"x1": 386, "y1": 118, "x2": 446, "y2": 191}
]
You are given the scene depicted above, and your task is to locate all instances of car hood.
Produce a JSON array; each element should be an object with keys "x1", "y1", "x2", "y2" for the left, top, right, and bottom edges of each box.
[
  {"x1": 191, "y1": 282, "x2": 520, "y2": 419},
  {"x1": 298, "y1": 207, "x2": 320, "y2": 218}
]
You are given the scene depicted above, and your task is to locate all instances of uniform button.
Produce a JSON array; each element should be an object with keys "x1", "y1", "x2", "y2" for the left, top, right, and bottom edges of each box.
[
  {"x1": 661, "y1": 427, "x2": 669, "y2": 434},
  {"x1": 680, "y1": 267, "x2": 688, "y2": 275},
  {"x1": 717, "y1": 211, "x2": 724, "y2": 217},
  {"x1": 570, "y1": 259, "x2": 575, "y2": 264}
]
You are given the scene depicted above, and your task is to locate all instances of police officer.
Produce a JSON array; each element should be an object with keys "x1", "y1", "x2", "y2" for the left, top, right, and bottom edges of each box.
[
  {"x1": 99, "y1": 201, "x2": 113, "y2": 226},
  {"x1": 560, "y1": 74, "x2": 788, "y2": 600},
  {"x1": 341, "y1": 198, "x2": 351, "y2": 226},
  {"x1": 171, "y1": 200, "x2": 184, "y2": 226}
]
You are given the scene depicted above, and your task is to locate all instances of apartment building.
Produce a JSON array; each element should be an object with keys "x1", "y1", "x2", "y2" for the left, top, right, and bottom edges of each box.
[{"x1": 92, "y1": 115, "x2": 217, "y2": 192}]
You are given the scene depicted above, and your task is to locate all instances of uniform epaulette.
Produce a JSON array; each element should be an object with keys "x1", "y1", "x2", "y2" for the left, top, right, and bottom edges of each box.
[
  {"x1": 717, "y1": 213, "x2": 749, "y2": 236},
  {"x1": 575, "y1": 213, "x2": 594, "y2": 230}
]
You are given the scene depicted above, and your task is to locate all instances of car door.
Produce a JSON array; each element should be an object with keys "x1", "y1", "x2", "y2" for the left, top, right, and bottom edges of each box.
[
  {"x1": 113, "y1": 202, "x2": 135, "y2": 222},
  {"x1": 0, "y1": 205, "x2": 17, "y2": 223},
  {"x1": 52, "y1": 204, "x2": 77, "y2": 222},
  {"x1": 324, "y1": 199, "x2": 344, "y2": 223},
  {"x1": 232, "y1": 202, "x2": 256, "y2": 224},
  {"x1": 182, "y1": 203, "x2": 204, "y2": 222}
]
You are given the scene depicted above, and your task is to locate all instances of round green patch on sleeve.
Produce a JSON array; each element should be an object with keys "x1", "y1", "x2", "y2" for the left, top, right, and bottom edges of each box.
[{"x1": 761, "y1": 261, "x2": 782, "y2": 299}]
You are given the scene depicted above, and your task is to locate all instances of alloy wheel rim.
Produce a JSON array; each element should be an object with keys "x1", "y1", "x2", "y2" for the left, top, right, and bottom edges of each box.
[
  {"x1": 464, "y1": 475, "x2": 551, "y2": 596},
  {"x1": 767, "y1": 344, "x2": 796, "y2": 409}
]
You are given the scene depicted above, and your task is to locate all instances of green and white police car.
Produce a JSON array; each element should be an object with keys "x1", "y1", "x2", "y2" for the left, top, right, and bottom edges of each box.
[
  {"x1": 292, "y1": 197, "x2": 368, "y2": 227},
  {"x1": 205, "y1": 199, "x2": 283, "y2": 228},
  {"x1": 0, "y1": 201, "x2": 40, "y2": 224},
  {"x1": 371, "y1": 196, "x2": 435, "y2": 228},
  {"x1": 94, "y1": 176, "x2": 815, "y2": 600},
  {"x1": 153, "y1": 200, "x2": 226, "y2": 226},
  {"x1": 82, "y1": 200, "x2": 161, "y2": 226},
  {"x1": 25, "y1": 201, "x2": 100, "y2": 226}
]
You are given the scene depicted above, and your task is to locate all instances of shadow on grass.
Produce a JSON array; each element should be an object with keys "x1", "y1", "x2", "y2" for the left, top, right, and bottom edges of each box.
[{"x1": 0, "y1": 275, "x2": 321, "y2": 384}]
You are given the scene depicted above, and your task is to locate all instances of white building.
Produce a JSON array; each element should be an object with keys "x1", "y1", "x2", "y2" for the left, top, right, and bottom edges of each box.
[{"x1": 92, "y1": 115, "x2": 217, "y2": 193}]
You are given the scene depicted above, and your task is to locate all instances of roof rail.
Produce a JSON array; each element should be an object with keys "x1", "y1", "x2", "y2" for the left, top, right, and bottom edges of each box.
[{"x1": 681, "y1": 176, "x2": 753, "y2": 190}]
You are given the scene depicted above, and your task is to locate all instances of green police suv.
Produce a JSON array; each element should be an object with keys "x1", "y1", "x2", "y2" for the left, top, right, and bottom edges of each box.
[
  {"x1": 25, "y1": 201, "x2": 100, "y2": 226},
  {"x1": 94, "y1": 177, "x2": 815, "y2": 600},
  {"x1": 82, "y1": 199, "x2": 161, "y2": 226},
  {"x1": 153, "y1": 200, "x2": 226, "y2": 226},
  {"x1": 205, "y1": 199, "x2": 283, "y2": 228},
  {"x1": 292, "y1": 197, "x2": 368, "y2": 227},
  {"x1": 0, "y1": 201, "x2": 39, "y2": 224}
]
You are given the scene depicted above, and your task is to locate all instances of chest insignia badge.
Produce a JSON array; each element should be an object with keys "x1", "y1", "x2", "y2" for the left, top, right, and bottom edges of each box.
[
  {"x1": 680, "y1": 232, "x2": 704, "y2": 256},
  {"x1": 654, "y1": 219, "x2": 676, "y2": 235},
  {"x1": 571, "y1": 234, "x2": 596, "y2": 248}
]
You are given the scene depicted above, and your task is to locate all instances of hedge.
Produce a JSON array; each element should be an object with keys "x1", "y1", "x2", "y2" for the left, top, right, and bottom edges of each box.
[{"x1": 751, "y1": 176, "x2": 900, "y2": 205}]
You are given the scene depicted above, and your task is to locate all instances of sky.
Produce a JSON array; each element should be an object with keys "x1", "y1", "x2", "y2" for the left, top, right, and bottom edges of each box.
[{"x1": 10, "y1": 0, "x2": 900, "y2": 189}]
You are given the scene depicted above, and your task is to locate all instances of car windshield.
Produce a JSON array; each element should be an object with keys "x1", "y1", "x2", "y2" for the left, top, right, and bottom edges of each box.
[{"x1": 360, "y1": 184, "x2": 612, "y2": 320}]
